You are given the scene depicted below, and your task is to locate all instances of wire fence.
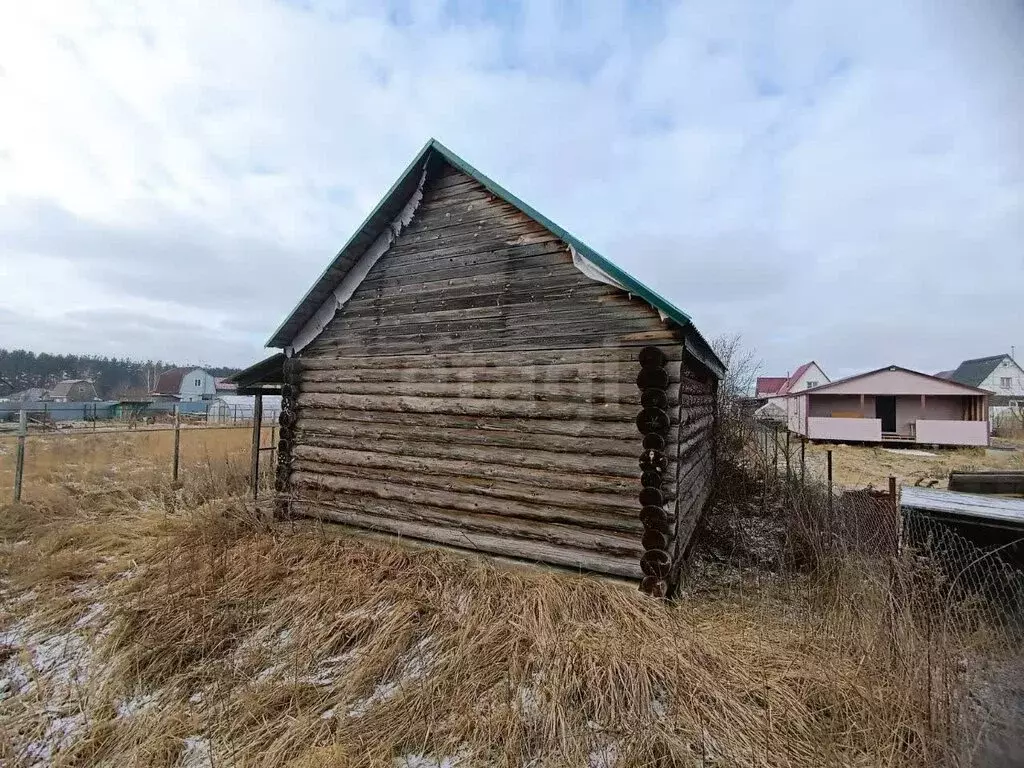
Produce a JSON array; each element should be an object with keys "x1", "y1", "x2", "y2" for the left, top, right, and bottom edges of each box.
[
  {"x1": 738, "y1": 419, "x2": 1024, "y2": 636},
  {"x1": 0, "y1": 408, "x2": 279, "y2": 505}
]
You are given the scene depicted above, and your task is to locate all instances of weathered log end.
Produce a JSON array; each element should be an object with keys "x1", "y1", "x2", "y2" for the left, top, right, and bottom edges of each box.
[
  {"x1": 636, "y1": 345, "x2": 674, "y2": 599},
  {"x1": 275, "y1": 357, "x2": 301, "y2": 519}
]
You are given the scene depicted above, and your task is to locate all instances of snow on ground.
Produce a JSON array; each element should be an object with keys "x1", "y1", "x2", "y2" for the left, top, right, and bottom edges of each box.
[
  {"x1": 0, "y1": 604, "x2": 107, "y2": 765},
  {"x1": 181, "y1": 735, "x2": 214, "y2": 768}
]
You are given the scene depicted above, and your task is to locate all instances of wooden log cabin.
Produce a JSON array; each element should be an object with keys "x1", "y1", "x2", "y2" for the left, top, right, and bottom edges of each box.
[{"x1": 246, "y1": 139, "x2": 724, "y2": 596}]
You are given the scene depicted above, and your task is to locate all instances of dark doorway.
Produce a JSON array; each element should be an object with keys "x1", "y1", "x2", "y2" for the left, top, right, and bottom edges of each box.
[{"x1": 875, "y1": 395, "x2": 897, "y2": 433}]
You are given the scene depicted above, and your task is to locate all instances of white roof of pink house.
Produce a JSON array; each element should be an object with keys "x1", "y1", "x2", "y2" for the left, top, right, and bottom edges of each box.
[{"x1": 796, "y1": 366, "x2": 990, "y2": 397}]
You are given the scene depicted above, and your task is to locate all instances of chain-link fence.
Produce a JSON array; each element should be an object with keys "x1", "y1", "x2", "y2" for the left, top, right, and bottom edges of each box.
[{"x1": 903, "y1": 510, "x2": 1024, "y2": 632}]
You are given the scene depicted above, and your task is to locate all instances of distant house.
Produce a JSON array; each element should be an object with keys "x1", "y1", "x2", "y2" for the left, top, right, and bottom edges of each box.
[
  {"x1": 756, "y1": 362, "x2": 829, "y2": 401},
  {"x1": 5, "y1": 387, "x2": 51, "y2": 403},
  {"x1": 48, "y1": 379, "x2": 98, "y2": 402},
  {"x1": 153, "y1": 367, "x2": 217, "y2": 402},
  {"x1": 214, "y1": 377, "x2": 238, "y2": 393},
  {"x1": 940, "y1": 353, "x2": 1024, "y2": 429},
  {"x1": 786, "y1": 365, "x2": 990, "y2": 447},
  {"x1": 940, "y1": 354, "x2": 1024, "y2": 398}
]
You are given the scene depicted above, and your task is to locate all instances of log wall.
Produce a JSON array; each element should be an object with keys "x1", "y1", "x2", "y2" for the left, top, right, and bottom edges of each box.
[{"x1": 278, "y1": 162, "x2": 716, "y2": 582}]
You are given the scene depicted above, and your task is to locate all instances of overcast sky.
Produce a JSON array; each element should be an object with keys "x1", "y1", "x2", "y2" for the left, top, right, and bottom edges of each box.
[{"x1": 1, "y1": 1, "x2": 1021, "y2": 377}]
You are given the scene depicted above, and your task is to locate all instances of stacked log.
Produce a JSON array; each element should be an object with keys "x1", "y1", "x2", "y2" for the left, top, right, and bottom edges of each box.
[
  {"x1": 276, "y1": 357, "x2": 300, "y2": 519},
  {"x1": 635, "y1": 345, "x2": 673, "y2": 598}
]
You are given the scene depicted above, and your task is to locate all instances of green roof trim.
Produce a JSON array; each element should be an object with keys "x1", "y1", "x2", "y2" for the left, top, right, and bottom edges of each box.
[{"x1": 267, "y1": 138, "x2": 724, "y2": 377}]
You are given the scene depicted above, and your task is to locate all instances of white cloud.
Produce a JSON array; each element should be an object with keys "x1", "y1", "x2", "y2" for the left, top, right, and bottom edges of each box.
[{"x1": 0, "y1": 0, "x2": 1021, "y2": 373}]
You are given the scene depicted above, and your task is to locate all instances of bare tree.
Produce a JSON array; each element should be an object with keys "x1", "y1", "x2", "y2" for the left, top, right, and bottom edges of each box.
[{"x1": 711, "y1": 333, "x2": 763, "y2": 408}]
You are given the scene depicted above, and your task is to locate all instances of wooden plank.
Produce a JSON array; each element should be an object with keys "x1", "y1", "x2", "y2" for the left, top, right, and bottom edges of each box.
[
  {"x1": 300, "y1": 360, "x2": 665, "y2": 385},
  {"x1": 294, "y1": 436, "x2": 640, "y2": 478},
  {"x1": 289, "y1": 459, "x2": 651, "y2": 515},
  {"x1": 365, "y1": 243, "x2": 570, "y2": 282},
  {"x1": 357, "y1": 261, "x2": 591, "y2": 298},
  {"x1": 293, "y1": 407, "x2": 642, "y2": 440},
  {"x1": 288, "y1": 444, "x2": 641, "y2": 495},
  {"x1": 948, "y1": 471, "x2": 1024, "y2": 495},
  {"x1": 290, "y1": 470, "x2": 642, "y2": 534},
  {"x1": 294, "y1": 417, "x2": 639, "y2": 457},
  {"x1": 386, "y1": 222, "x2": 559, "y2": 256},
  {"x1": 298, "y1": 347, "x2": 678, "y2": 370},
  {"x1": 320, "y1": 295, "x2": 643, "y2": 332},
  {"x1": 291, "y1": 502, "x2": 643, "y2": 579},
  {"x1": 316, "y1": 330, "x2": 680, "y2": 357},
  {"x1": 340, "y1": 283, "x2": 622, "y2": 319},
  {"x1": 296, "y1": 391, "x2": 655, "y2": 422},
  {"x1": 399, "y1": 203, "x2": 539, "y2": 239},
  {"x1": 297, "y1": 379, "x2": 676, "y2": 407},
  {"x1": 362, "y1": 259, "x2": 593, "y2": 294},
  {"x1": 318, "y1": 314, "x2": 665, "y2": 347}
]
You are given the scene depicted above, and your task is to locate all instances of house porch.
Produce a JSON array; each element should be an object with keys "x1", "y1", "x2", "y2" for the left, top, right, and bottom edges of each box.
[{"x1": 804, "y1": 393, "x2": 988, "y2": 446}]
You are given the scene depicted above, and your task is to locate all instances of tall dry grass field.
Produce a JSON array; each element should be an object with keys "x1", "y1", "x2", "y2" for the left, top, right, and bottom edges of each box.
[
  {"x1": 0, "y1": 426, "x2": 274, "y2": 503},
  {"x1": 0, "y1": 429, "x2": 1005, "y2": 767},
  {"x1": 801, "y1": 442, "x2": 1024, "y2": 491}
]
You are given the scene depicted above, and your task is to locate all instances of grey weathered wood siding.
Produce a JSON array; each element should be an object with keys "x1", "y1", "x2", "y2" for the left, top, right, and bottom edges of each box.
[{"x1": 284, "y1": 162, "x2": 714, "y2": 580}]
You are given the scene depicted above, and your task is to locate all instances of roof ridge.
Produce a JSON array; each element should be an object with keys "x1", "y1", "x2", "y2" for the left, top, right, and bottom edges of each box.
[{"x1": 959, "y1": 353, "x2": 1007, "y2": 364}]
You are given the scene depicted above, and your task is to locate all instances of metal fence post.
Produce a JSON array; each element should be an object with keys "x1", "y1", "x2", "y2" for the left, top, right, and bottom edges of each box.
[
  {"x1": 772, "y1": 426, "x2": 779, "y2": 483},
  {"x1": 826, "y1": 449, "x2": 834, "y2": 517},
  {"x1": 172, "y1": 405, "x2": 181, "y2": 482},
  {"x1": 889, "y1": 475, "x2": 898, "y2": 556},
  {"x1": 250, "y1": 393, "x2": 263, "y2": 499},
  {"x1": 800, "y1": 438, "x2": 806, "y2": 490},
  {"x1": 13, "y1": 409, "x2": 27, "y2": 503},
  {"x1": 785, "y1": 429, "x2": 791, "y2": 485}
]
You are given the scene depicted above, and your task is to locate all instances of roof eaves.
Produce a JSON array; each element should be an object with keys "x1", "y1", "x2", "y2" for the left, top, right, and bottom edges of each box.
[{"x1": 266, "y1": 139, "x2": 436, "y2": 348}]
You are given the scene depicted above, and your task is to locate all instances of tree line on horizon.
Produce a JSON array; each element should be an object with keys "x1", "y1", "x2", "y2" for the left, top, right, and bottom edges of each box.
[{"x1": 0, "y1": 349, "x2": 240, "y2": 400}]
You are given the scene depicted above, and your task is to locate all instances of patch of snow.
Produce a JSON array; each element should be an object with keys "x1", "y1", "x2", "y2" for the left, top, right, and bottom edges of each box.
[
  {"x1": 651, "y1": 693, "x2": 668, "y2": 718},
  {"x1": 349, "y1": 637, "x2": 434, "y2": 717},
  {"x1": 189, "y1": 692, "x2": 204, "y2": 704},
  {"x1": 587, "y1": 742, "x2": 620, "y2": 768},
  {"x1": 181, "y1": 735, "x2": 213, "y2": 768},
  {"x1": 882, "y1": 448, "x2": 937, "y2": 457},
  {"x1": 24, "y1": 713, "x2": 86, "y2": 763},
  {"x1": 320, "y1": 706, "x2": 336, "y2": 720},
  {"x1": 394, "y1": 753, "x2": 464, "y2": 768},
  {"x1": 117, "y1": 691, "x2": 159, "y2": 718},
  {"x1": 74, "y1": 601, "x2": 108, "y2": 629},
  {"x1": 302, "y1": 651, "x2": 356, "y2": 686},
  {"x1": 255, "y1": 662, "x2": 287, "y2": 682},
  {"x1": 517, "y1": 685, "x2": 541, "y2": 717}
]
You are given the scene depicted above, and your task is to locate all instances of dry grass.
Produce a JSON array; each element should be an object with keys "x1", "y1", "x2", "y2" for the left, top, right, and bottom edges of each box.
[
  {"x1": 0, "y1": 426, "x2": 272, "y2": 503},
  {"x1": 0, "y1": 430, "x2": 984, "y2": 767},
  {"x1": 801, "y1": 442, "x2": 1024, "y2": 491}
]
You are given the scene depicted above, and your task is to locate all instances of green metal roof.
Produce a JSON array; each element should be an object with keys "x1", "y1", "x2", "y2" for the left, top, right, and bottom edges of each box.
[{"x1": 268, "y1": 138, "x2": 724, "y2": 377}]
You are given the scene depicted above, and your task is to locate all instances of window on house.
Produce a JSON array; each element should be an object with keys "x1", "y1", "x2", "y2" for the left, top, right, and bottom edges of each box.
[
  {"x1": 195, "y1": 378, "x2": 202, "y2": 387},
  {"x1": 1000, "y1": 377, "x2": 1012, "y2": 388},
  {"x1": 805, "y1": 381, "x2": 818, "y2": 389}
]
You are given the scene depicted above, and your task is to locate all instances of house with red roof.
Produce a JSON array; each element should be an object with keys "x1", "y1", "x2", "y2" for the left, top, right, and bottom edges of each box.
[
  {"x1": 756, "y1": 361, "x2": 829, "y2": 400},
  {"x1": 152, "y1": 367, "x2": 217, "y2": 402}
]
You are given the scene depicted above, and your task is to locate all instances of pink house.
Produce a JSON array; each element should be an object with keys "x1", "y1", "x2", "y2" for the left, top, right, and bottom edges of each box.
[{"x1": 785, "y1": 365, "x2": 990, "y2": 447}]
